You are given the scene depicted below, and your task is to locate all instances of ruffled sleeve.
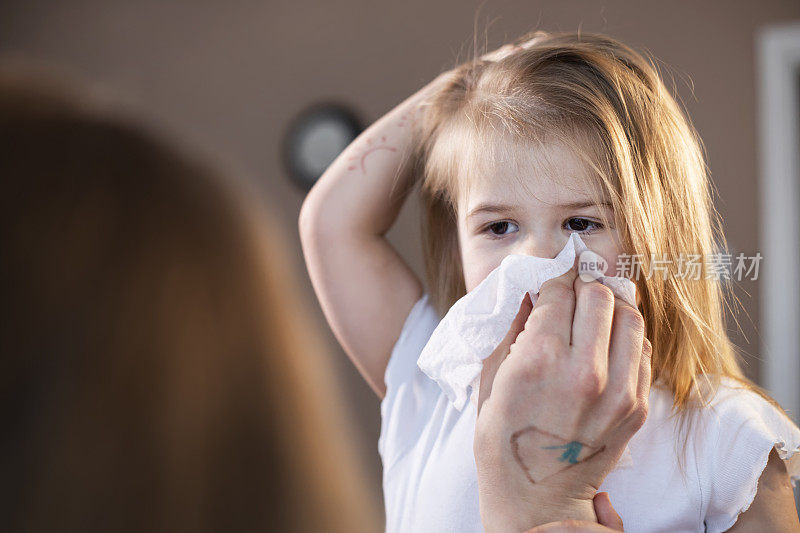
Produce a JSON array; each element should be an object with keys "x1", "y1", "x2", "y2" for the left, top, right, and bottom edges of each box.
[{"x1": 702, "y1": 378, "x2": 800, "y2": 533}]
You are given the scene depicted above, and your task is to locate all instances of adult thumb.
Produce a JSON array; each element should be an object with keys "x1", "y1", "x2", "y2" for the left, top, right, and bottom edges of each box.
[{"x1": 593, "y1": 492, "x2": 624, "y2": 531}]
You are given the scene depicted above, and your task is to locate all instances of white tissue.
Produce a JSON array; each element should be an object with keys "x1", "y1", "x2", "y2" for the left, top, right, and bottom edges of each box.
[{"x1": 417, "y1": 233, "x2": 639, "y2": 467}]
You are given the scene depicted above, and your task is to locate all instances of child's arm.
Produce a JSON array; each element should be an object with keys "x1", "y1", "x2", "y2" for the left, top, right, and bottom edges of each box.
[
  {"x1": 299, "y1": 39, "x2": 538, "y2": 400},
  {"x1": 299, "y1": 74, "x2": 451, "y2": 400},
  {"x1": 724, "y1": 448, "x2": 799, "y2": 532}
]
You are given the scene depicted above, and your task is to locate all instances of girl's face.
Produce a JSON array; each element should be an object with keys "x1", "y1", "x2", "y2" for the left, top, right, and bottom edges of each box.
[{"x1": 456, "y1": 139, "x2": 624, "y2": 293}]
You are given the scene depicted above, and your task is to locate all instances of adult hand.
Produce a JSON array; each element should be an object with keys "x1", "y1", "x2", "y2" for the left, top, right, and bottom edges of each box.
[{"x1": 473, "y1": 266, "x2": 651, "y2": 532}]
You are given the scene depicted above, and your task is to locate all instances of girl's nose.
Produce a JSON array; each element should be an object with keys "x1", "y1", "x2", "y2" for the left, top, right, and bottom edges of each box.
[{"x1": 516, "y1": 234, "x2": 566, "y2": 259}]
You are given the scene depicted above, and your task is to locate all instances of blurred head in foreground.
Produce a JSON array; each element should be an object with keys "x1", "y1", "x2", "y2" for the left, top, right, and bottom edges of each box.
[{"x1": 0, "y1": 64, "x2": 379, "y2": 533}]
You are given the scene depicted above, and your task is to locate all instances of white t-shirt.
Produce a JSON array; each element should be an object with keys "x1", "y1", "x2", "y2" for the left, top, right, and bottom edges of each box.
[{"x1": 378, "y1": 293, "x2": 800, "y2": 533}]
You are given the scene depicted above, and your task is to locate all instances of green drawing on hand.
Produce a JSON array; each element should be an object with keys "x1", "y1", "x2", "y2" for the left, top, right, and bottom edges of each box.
[{"x1": 542, "y1": 441, "x2": 583, "y2": 464}]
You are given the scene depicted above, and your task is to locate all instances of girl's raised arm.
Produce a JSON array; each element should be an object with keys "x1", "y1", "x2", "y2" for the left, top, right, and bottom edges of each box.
[
  {"x1": 299, "y1": 75, "x2": 450, "y2": 399},
  {"x1": 299, "y1": 39, "x2": 535, "y2": 399}
]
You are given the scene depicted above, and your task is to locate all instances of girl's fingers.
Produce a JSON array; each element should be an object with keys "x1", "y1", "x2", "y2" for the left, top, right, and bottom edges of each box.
[
  {"x1": 480, "y1": 44, "x2": 515, "y2": 62},
  {"x1": 513, "y1": 31, "x2": 548, "y2": 50},
  {"x1": 481, "y1": 33, "x2": 546, "y2": 62},
  {"x1": 593, "y1": 492, "x2": 625, "y2": 531},
  {"x1": 525, "y1": 268, "x2": 578, "y2": 349}
]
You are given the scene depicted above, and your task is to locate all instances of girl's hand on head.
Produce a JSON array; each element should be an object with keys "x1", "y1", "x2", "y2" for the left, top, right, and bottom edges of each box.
[
  {"x1": 422, "y1": 32, "x2": 548, "y2": 100},
  {"x1": 473, "y1": 267, "x2": 651, "y2": 531},
  {"x1": 479, "y1": 32, "x2": 548, "y2": 62},
  {"x1": 479, "y1": 43, "x2": 525, "y2": 62}
]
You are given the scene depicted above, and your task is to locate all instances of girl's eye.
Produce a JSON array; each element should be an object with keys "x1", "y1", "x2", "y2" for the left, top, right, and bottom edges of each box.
[
  {"x1": 564, "y1": 217, "x2": 604, "y2": 234},
  {"x1": 484, "y1": 220, "x2": 519, "y2": 238}
]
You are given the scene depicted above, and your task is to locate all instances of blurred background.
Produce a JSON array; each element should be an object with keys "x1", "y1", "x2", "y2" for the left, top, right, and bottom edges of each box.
[{"x1": 2, "y1": 0, "x2": 800, "y2": 521}]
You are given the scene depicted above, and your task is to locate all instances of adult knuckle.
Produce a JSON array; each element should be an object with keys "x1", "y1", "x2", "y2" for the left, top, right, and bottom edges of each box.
[
  {"x1": 642, "y1": 337, "x2": 653, "y2": 357},
  {"x1": 629, "y1": 401, "x2": 649, "y2": 429},
  {"x1": 508, "y1": 330, "x2": 529, "y2": 354},
  {"x1": 614, "y1": 390, "x2": 637, "y2": 419},
  {"x1": 542, "y1": 279, "x2": 575, "y2": 302},
  {"x1": 576, "y1": 367, "x2": 604, "y2": 397},
  {"x1": 516, "y1": 358, "x2": 546, "y2": 384},
  {"x1": 473, "y1": 419, "x2": 489, "y2": 451},
  {"x1": 474, "y1": 419, "x2": 504, "y2": 459},
  {"x1": 616, "y1": 305, "x2": 645, "y2": 334},
  {"x1": 474, "y1": 413, "x2": 494, "y2": 443},
  {"x1": 535, "y1": 333, "x2": 567, "y2": 359},
  {"x1": 573, "y1": 343, "x2": 602, "y2": 363},
  {"x1": 581, "y1": 282, "x2": 615, "y2": 307}
]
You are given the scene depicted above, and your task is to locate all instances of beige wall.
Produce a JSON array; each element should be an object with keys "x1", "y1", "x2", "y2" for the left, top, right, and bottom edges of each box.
[{"x1": 3, "y1": 0, "x2": 799, "y2": 519}]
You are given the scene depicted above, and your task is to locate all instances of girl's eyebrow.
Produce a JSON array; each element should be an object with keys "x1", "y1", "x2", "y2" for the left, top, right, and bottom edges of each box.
[
  {"x1": 466, "y1": 202, "x2": 518, "y2": 219},
  {"x1": 466, "y1": 200, "x2": 612, "y2": 219},
  {"x1": 559, "y1": 200, "x2": 613, "y2": 210}
]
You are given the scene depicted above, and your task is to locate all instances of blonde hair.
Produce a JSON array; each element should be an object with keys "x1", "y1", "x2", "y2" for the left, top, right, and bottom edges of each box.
[{"x1": 409, "y1": 30, "x2": 790, "y2": 463}]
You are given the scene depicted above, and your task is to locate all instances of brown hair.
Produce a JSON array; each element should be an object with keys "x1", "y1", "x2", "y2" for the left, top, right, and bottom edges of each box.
[
  {"x1": 0, "y1": 66, "x2": 379, "y2": 532},
  {"x1": 409, "y1": 30, "x2": 789, "y2": 462}
]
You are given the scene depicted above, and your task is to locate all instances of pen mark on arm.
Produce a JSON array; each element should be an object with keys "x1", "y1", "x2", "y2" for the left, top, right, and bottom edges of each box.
[
  {"x1": 397, "y1": 104, "x2": 423, "y2": 130},
  {"x1": 346, "y1": 135, "x2": 397, "y2": 173}
]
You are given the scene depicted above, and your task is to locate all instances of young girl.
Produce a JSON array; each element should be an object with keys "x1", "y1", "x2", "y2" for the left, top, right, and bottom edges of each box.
[{"x1": 299, "y1": 30, "x2": 800, "y2": 532}]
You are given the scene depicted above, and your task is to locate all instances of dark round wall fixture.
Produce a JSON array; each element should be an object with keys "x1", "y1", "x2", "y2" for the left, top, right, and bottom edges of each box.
[{"x1": 282, "y1": 103, "x2": 362, "y2": 192}]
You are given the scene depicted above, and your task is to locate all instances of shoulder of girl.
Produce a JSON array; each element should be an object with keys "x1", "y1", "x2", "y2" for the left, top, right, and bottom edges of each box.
[
  {"x1": 694, "y1": 375, "x2": 800, "y2": 476},
  {"x1": 696, "y1": 377, "x2": 800, "y2": 532},
  {"x1": 693, "y1": 377, "x2": 792, "y2": 427},
  {"x1": 400, "y1": 292, "x2": 438, "y2": 344},
  {"x1": 385, "y1": 293, "x2": 439, "y2": 381}
]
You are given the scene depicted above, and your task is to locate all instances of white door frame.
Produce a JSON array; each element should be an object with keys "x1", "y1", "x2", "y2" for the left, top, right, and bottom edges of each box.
[{"x1": 757, "y1": 21, "x2": 800, "y2": 424}]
